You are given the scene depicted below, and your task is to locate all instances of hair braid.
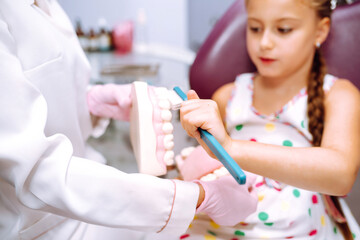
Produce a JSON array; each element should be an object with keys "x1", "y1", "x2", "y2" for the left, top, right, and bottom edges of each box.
[
  {"x1": 307, "y1": 48, "x2": 354, "y2": 240},
  {"x1": 307, "y1": 48, "x2": 326, "y2": 147},
  {"x1": 306, "y1": 1, "x2": 353, "y2": 238}
]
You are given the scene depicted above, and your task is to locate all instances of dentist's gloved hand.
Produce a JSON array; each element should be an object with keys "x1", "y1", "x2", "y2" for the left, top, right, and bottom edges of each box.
[
  {"x1": 87, "y1": 84, "x2": 132, "y2": 121},
  {"x1": 176, "y1": 145, "x2": 258, "y2": 225},
  {"x1": 195, "y1": 173, "x2": 258, "y2": 226}
]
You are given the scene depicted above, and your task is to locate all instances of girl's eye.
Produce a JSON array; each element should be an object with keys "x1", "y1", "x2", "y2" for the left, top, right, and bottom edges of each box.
[
  {"x1": 278, "y1": 28, "x2": 292, "y2": 34},
  {"x1": 249, "y1": 27, "x2": 261, "y2": 33}
]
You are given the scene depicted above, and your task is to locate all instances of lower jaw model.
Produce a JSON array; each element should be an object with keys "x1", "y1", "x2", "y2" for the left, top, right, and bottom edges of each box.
[{"x1": 176, "y1": 146, "x2": 230, "y2": 181}]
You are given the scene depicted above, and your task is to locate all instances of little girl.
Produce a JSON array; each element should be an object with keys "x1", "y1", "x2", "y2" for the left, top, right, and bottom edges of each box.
[{"x1": 179, "y1": 0, "x2": 360, "y2": 239}]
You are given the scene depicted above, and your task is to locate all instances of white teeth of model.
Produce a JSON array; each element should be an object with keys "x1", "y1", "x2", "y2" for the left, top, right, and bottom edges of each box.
[
  {"x1": 164, "y1": 134, "x2": 174, "y2": 142},
  {"x1": 200, "y1": 173, "x2": 217, "y2": 182},
  {"x1": 167, "y1": 90, "x2": 184, "y2": 110},
  {"x1": 165, "y1": 158, "x2": 175, "y2": 166},
  {"x1": 213, "y1": 167, "x2": 229, "y2": 177},
  {"x1": 164, "y1": 134, "x2": 174, "y2": 150},
  {"x1": 158, "y1": 99, "x2": 171, "y2": 109},
  {"x1": 164, "y1": 139, "x2": 174, "y2": 150},
  {"x1": 162, "y1": 122, "x2": 173, "y2": 134},
  {"x1": 164, "y1": 151, "x2": 175, "y2": 166},
  {"x1": 180, "y1": 146, "x2": 196, "y2": 158},
  {"x1": 161, "y1": 110, "x2": 172, "y2": 121}
]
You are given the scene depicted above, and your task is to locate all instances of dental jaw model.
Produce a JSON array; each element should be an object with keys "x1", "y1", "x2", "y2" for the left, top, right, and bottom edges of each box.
[
  {"x1": 176, "y1": 146, "x2": 230, "y2": 182},
  {"x1": 130, "y1": 81, "x2": 232, "y2": 179},
  {"x1": 130, "y1": 81, "x2": 176, "y2": 176}
]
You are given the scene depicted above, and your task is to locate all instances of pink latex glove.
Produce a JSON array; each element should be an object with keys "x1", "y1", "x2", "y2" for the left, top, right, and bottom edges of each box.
[
  {"x1": 176, "y1": 145, "x2": 223, "y2": 181},
  {"x1": 87, "y1": 84, "x2": 132, "y2": 121},
  {"x1": 176, "y1": 145, "x2": 258, "y2": 225},
  {"x1": 195, "y1": 174, "x2": 258, "y2": 226}
]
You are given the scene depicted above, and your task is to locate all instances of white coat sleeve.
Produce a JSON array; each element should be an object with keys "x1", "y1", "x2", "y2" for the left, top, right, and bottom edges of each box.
[{"x1": 0, "y1": 18, "x2": 198, "y2": 235}]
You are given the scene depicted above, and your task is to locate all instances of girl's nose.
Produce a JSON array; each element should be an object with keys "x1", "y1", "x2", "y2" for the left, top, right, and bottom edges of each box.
[{"x1": 260, "y1": 30, "x2": 274, "y2": 50}]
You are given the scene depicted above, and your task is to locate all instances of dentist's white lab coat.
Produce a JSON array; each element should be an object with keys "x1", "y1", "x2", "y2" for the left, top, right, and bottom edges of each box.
[{"x1": 0, "y1": 1, "x2": 198, "y2": 239}]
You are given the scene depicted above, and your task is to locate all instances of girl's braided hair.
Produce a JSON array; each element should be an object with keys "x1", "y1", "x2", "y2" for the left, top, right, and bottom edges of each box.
[
  {"x1": 308, "y1": 1, "x2": 353, "y2": 239},
  {"x1": 307, "y1": 0, "x2": 331, "y2": 147}
]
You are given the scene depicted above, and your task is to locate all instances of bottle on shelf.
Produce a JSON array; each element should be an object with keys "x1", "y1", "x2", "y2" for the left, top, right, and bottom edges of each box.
[
  {"x1": 88, "y1": 28, "x2": 99, "y2": 52},
  {"x1": 97, "y1": 17, "x2": 112, "y2": 52},
  {"x1": 75, "y1": 20, "x2": 89, "y2": 51}
]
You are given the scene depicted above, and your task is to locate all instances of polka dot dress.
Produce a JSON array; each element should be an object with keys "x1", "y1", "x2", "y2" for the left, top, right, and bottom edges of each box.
[{"x1": 180, "y1": 73, "x2": 348, "y2": 239}]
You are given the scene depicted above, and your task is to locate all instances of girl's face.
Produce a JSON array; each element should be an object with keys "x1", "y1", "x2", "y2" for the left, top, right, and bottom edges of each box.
[{"x1": 246, "y1": 0, "x2": 328, "y2": 79}]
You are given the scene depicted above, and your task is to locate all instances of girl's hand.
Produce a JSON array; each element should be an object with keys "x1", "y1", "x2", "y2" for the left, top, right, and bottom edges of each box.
[{"x1": 179, "y1": 90, "x2": 232, "y2": 158}]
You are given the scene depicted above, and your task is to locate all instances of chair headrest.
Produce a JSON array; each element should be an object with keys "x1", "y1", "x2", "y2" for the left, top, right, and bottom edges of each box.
[{"x1": 322, "y1": 1, "x2": 360, "y2": 89}]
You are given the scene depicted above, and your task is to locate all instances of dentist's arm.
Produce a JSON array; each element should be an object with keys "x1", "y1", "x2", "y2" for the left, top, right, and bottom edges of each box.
[
  {"x1": 0, "y1": 19, "x2": 256, "y2": 232},
  {"x1": 0, "y1": 18, "x2": 199, "y2": 235}
]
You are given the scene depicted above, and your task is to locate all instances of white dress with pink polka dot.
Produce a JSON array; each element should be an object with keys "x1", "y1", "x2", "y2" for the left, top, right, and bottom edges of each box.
[
  {"x1": 180, "y1": 73, "x2": 346, "y2": 240},
  {"x1": 228, "y1": 72, "x2": 343, "y2": 239}
]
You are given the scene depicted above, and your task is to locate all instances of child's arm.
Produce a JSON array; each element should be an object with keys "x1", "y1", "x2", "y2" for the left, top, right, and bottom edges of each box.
[
  {"x1": 180, "y1": 80, "x2": 360, "y2": 196},
  {"x1": 211, "y1": 82, "x2": 235, "y2": 121}
]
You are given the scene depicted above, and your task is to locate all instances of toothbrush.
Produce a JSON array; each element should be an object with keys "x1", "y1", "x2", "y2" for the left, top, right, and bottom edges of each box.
[{"x1": 172, "y1": 86, "x2": 246, "y2": 185}]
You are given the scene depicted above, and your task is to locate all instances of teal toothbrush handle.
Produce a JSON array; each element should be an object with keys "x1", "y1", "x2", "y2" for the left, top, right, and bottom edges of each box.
[{"x1": 173, "y1": 87, "x2": 246, "y2": 184}]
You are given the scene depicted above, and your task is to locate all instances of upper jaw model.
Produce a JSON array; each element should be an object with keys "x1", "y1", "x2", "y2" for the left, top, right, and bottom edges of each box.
[{"x1": 130, "y1": 81, "x2": 176, "y2": 176}]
